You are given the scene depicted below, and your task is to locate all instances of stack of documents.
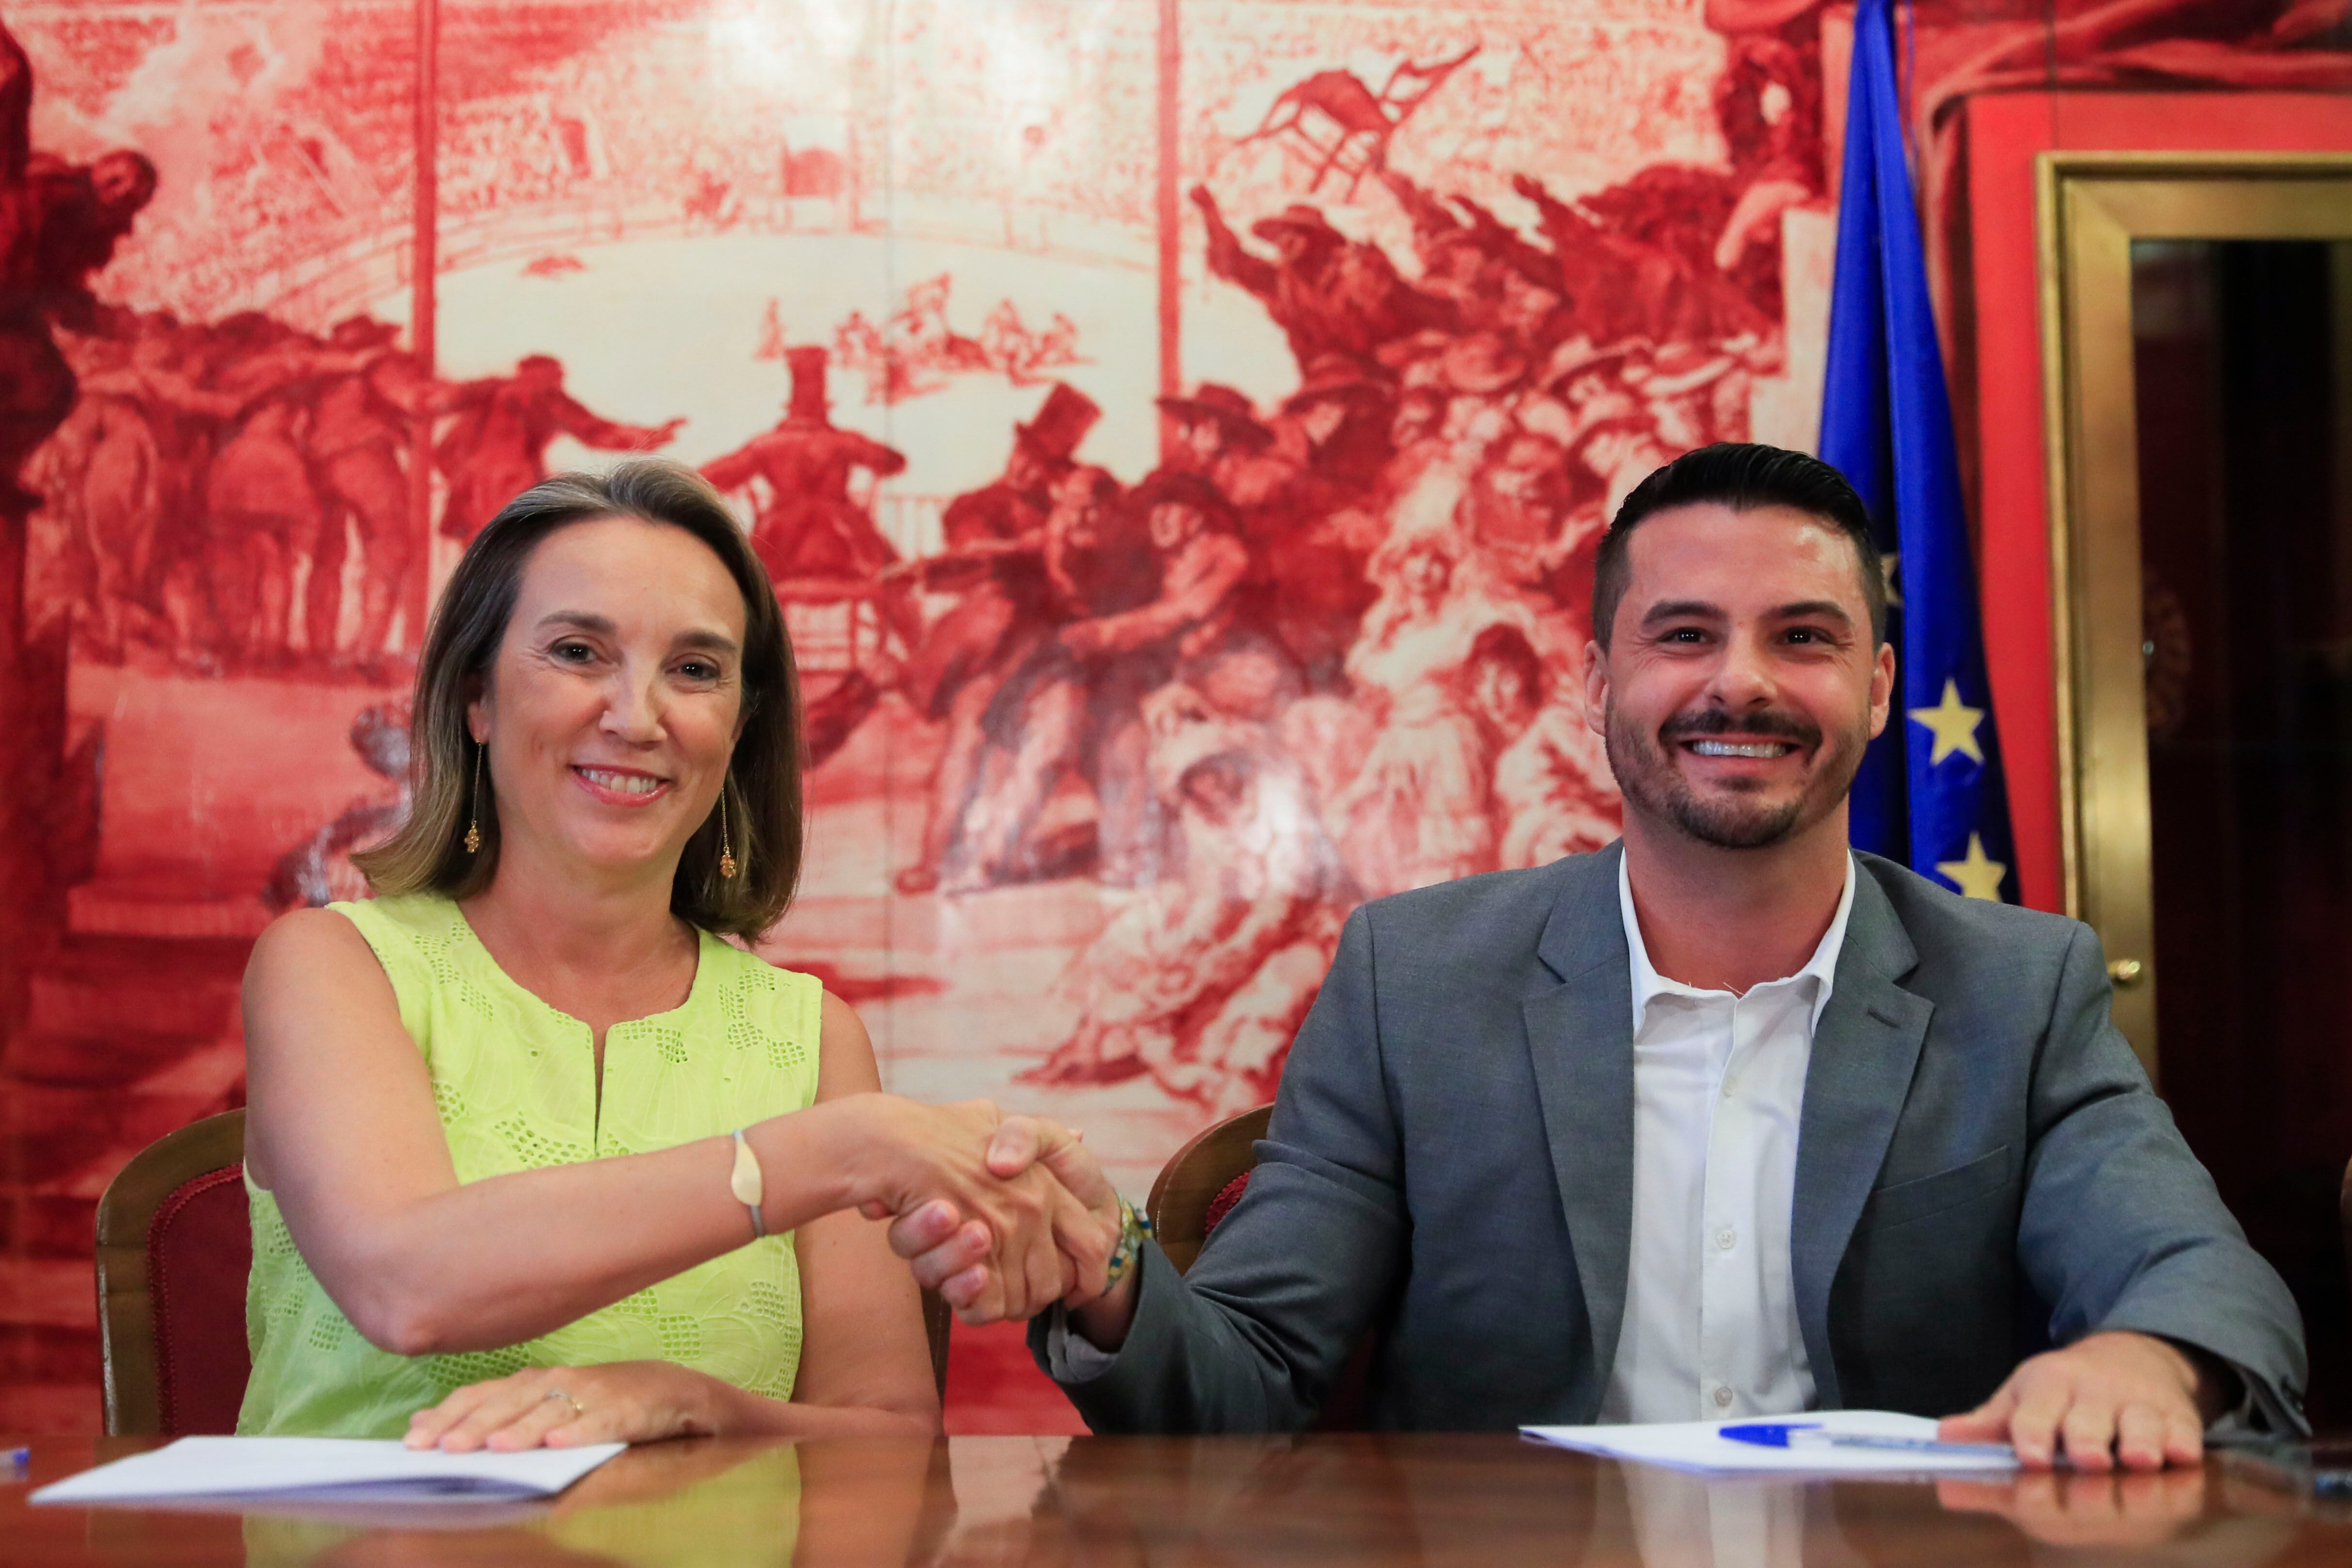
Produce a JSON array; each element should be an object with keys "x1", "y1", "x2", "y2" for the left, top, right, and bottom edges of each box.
[
  {"x1": 1522, "y1": 1409, "x2": 2024, "y2": 1475},
  {"x1": 32, "y1": 1437, "x2": 625, "y2": 1507}
]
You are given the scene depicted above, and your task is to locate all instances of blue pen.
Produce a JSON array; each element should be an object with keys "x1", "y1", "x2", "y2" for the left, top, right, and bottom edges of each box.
[{"x1": 1720, "y1": 1422, "x2": 2023, "y2": 1461}]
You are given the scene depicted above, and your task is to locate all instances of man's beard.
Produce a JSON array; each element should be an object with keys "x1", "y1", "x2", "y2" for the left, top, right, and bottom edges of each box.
[{"x1": 1603, "y1": 702, "x2": 1860, "y2": 850}]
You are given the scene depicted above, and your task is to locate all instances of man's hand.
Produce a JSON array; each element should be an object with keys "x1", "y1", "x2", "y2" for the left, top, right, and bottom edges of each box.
[
  {"x1": 886, "y1": 1115, "x2": 1128, "y2": 1334},
  {"x1": 1940, "y1": 1331, "x2": 2226, "y2": 1471}
]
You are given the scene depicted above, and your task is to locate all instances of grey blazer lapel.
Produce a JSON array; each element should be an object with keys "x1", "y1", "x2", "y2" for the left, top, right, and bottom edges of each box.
[
  {"x1": 1791, "y1": 866, "x2": 1933, "y2": 1407},
  {"x1": 1523, "y1": 844, "x2": 1636, "y2": 1409}
]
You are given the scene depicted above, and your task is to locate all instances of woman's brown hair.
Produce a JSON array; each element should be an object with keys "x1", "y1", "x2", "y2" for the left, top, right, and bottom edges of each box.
[{"x1": 353, "y1": 460, "x2": 804, "y2": 936}]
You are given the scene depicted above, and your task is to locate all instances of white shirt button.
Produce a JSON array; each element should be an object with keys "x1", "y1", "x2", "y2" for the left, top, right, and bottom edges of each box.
[
  {"x1": 1713, "y1": 1386, "x2": 1735, "y2": 1408},
  {"x1": 1715, "y1": 1227, "x2": 1737, "y2": 1251}
]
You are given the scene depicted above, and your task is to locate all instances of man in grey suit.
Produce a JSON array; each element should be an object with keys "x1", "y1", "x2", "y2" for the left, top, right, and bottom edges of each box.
[{"x1": 893, "y1": 443, "x2": 2305, "y2": 1468}]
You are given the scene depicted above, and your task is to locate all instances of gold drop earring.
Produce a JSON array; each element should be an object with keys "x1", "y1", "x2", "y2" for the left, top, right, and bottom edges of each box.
[
  {"x1": 464, "y1": 740, "x2": 483, "y2": 854},
  {"x1": 717, "y1": 782, "x2": 738, "y2": 880}
]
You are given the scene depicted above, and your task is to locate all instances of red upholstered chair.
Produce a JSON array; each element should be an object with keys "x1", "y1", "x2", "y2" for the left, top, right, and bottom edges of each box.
[
  {"x1": 95, "y1": 1109, "x2": 252, "y2": 1435},
  {"x1": 94, "y1": 1109, "x2": 955, "y2": 1435},
  {"x1": 1146, "y1": 1104, "x2": 1372, "y2": 1428}
]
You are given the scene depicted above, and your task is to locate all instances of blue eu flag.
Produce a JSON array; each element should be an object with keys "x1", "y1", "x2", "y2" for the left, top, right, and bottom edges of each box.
[{"x1": 1819, "y1": 0, "x2": 2015, "y2": 902}]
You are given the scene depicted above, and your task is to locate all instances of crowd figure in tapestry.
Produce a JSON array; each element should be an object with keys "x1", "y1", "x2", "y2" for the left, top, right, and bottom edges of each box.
[
  {"x1": 28, "y1": 309, "x2": 681, "y2": 678},
  {"x1": 0, "y1": 19, "x2": 156, "y2": 585},
  {"x1": 4, "y1": 17, "x2": 685, "y2": 679},
  {"x1": 792, "y1": 274, "x2": 1087, "y2": 406}
]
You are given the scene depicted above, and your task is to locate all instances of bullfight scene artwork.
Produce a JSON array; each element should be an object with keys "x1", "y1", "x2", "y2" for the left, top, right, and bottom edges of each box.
[{"x1": 2, "y1": 0, "x2": 2339, "y2": 1430}]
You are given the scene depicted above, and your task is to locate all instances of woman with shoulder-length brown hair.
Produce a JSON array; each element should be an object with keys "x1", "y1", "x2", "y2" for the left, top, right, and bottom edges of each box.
[{"x1": 238, "y1": 459, "x2": 1116, "y2": 1448}]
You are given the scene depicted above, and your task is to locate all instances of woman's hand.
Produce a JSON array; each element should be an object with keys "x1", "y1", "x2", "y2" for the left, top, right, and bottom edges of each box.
[
  {"x1": 406, "y1": 1361, "x2": 733, "y2": 1452},
  {"x1": 888, "y1": 1114, "x2": 1125, "y2": 1326},
  {"x1": 817, "y1": 1094, "x2": 1100, "y2": 1323}
]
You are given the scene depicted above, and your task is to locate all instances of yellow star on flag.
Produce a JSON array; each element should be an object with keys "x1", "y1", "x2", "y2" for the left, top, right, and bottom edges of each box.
[
  {"x1": 1936, "y1": 833, "x2": 2008, "y2": 901},
  {"x1": 1908, "y1": 678, "x2": 1985, "y2": 766}
]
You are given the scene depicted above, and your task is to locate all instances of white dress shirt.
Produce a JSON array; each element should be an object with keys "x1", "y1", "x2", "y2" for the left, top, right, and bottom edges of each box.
[{"x1": 1599, "y1": 851, "x2": 1857, "y2": 1425}]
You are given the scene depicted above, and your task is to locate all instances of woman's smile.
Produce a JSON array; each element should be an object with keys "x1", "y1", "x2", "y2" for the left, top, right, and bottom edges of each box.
[{"x1": 570, "y1": 764, "x2": 673, "y2": 805}]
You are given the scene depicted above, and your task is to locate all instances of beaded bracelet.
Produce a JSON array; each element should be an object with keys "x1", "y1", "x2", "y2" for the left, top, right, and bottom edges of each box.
[{"x1": 1105, "y1": 1197, "x2": 1154, "y2": 1287}]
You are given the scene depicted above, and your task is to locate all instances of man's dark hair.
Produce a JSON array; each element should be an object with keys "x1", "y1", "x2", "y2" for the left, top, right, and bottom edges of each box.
[{"x1": 1590, "y1": 442, "x2": 1886, "y2": 649}]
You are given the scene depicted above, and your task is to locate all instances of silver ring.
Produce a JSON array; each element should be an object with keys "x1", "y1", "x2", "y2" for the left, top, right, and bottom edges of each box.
[{"x1": 543, "y1": 1388, "x2": 585, "y2": 1421}]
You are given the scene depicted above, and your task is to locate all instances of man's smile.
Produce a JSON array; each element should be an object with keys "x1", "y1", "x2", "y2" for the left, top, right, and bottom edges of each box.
[{"x1": 1684, "y1": 738, "x2": 1799, "y2": 760}]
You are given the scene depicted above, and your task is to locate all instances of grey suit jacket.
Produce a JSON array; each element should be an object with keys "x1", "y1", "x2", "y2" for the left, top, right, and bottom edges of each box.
[{"x1": 1033, "y1": 845, "x2": 2308, "y2": 1433}]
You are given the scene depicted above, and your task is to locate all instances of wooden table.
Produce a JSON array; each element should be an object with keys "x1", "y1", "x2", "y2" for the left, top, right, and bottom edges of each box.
[{"x1": 6, "y1": 1433, "x2": 2352, "y2": 1566}]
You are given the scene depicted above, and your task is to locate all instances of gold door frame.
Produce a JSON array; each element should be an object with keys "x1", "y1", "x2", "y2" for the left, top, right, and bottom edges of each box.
[{"x1": 2039, "y1": 151, "x2": 2352, "y2": 1079}]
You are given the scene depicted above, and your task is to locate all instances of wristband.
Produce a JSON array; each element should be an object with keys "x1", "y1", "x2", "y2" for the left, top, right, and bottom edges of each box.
[
  {"x1": 730, "y1": 1128, "x2": 766, "y2": 1240},
  {"x1": 1105, "y1": 1196, "x2": 1153, "y2": 1287}
]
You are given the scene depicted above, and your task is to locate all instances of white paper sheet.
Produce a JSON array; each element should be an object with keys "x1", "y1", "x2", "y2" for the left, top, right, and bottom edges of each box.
[
  {"x1": 31, "y1": 1437, "x2": 626, "y2": 1506},
  {"x1": 1521, "y1": 1409, "x2": 2022, "y2": 1475}
]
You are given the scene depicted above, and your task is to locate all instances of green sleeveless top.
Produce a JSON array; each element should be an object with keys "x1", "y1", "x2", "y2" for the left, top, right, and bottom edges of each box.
[{"x1": 239, "y1": 893, "x2": 823, "y2": 1439}]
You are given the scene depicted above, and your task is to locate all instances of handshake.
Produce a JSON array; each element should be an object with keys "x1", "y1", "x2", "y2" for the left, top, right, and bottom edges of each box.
[{"x1": 826, "y1": 1094, "x2": 1133, "y2": 1333}]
